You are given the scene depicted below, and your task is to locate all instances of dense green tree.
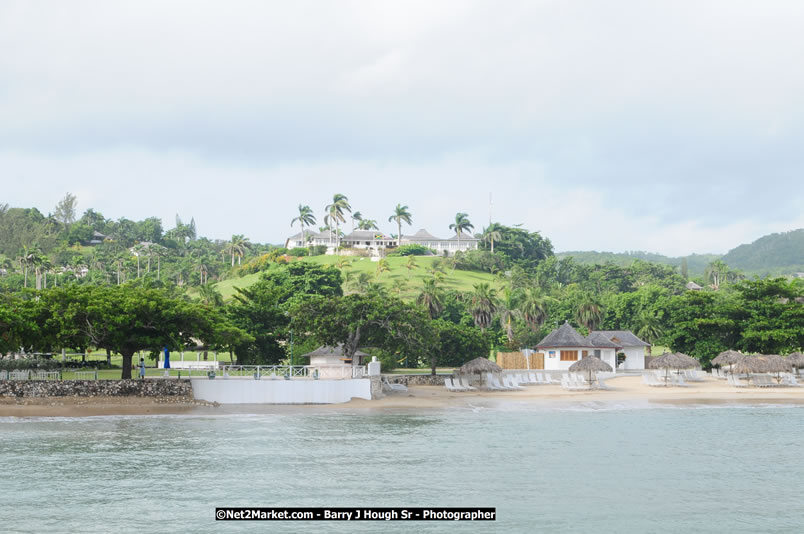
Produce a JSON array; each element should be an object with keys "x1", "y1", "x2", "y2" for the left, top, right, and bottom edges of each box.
[
  {"x1": 431, "y1": 319, "x2": 489, "y2": 370},
  {"x1": 290, "y1": 289, "x2": 435, "y2": 366}
]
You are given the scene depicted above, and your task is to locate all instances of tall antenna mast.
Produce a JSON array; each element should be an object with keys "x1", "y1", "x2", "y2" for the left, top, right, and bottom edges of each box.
[{"x1": 488, "y1": 192, "x2": 493, "y2": 226}]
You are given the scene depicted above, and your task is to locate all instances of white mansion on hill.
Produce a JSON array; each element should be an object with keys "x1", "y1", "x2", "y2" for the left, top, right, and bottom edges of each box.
[{"x1": 285, "y1": 228, "x2": 479, "y2": 255}]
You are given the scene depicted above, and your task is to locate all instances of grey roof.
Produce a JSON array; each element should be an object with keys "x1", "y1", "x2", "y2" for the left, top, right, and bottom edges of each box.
[
  {"x1": 586, "y1": 332, "x2": 620, "y2": 349},
  {"x1": 592, "y1": 330, "x2": 650, "y2": 347},
  {"x1": 685, "y1": 281, "x2": 703, "y2": 290},
  {"x1": 343, "y1": 230, "x2": 393, "y2": 241},
  {"x1": 446, "y1": 232, "x2": 479, "y2": 241},
  {"x1": 404, "y1": 229, "x2": 442, "y2": 241},
  {"x1": 536, "y1": 322, "x2": 592, "y2": 348}
]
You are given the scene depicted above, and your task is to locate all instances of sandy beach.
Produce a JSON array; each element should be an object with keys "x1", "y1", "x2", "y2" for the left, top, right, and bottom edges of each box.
[{"x1": 2, "y1": 375, "x2": 804, "y2": 417}]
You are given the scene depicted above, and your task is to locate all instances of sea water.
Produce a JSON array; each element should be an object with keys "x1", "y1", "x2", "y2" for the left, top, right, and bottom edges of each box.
[{"x1": 1, "y1": 403, "x2": 803, "y2": 533}]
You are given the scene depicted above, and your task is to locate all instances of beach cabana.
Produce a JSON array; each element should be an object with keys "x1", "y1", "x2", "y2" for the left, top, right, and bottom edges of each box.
[
  {"x1": 568, "y1": 355, "x2": 612, "y2": 388},
  {"x1": 648, "y1": 352, "x2": 697, "y2": 384},
  {"x1": 674, "y1": 352, "x2": 701, "y2": 368},
  {"x1": 712, "y1": 350, "x2": 742, "y2": 375},
  {"x1": 459, "y1": 357, "x2": 502, "y2": 389},
  {"x1": 787, "y1": 352, "x2": 804, "y2": 375}
]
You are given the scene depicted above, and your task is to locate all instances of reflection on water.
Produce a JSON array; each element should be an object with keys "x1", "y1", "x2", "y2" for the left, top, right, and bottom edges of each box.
[{"x1": 2, "y1": 406, "x2": 804, "y2": 533}]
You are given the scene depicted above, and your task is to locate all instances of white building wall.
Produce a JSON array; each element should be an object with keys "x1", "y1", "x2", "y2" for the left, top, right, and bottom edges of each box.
[
  {"x1": 543, "y1": 347, "x2": 618, "y2": 371},
  {"x1": 619, "y1": 346, "x2": 646, "y2": 370},
  {"x1": 191, "y1": 378, "x2": 372, "y2": 404}
]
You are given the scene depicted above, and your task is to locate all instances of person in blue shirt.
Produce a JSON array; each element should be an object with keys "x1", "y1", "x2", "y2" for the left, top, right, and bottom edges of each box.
[{"x1": 138, "y1": 357, "x2": 146, "y2": 380}]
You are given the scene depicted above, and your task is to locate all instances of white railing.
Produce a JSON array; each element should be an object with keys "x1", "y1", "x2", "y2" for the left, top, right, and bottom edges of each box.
[
  {"x1": 73, "y1": 371, "x2": 98, "y2": 380},
  {"x1": 221, "y1": 365, "x2": 309, "y2": 379}
]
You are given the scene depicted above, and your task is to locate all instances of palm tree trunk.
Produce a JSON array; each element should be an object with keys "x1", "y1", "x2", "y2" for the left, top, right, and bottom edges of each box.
[
  {"x1": 231, "y1": 252, "x2": 235, "y2": 266},
  {"x1": 398, "y1": 220, "x2": 402, "y2": 247}
]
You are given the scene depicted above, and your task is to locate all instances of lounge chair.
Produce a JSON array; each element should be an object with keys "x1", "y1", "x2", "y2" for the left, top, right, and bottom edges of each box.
[
  {"x1": 503, "y1": 375, "x2": 524, "y2": 390},
  {"x1": 444, "y1": 377, "x2": 462, "y2": 392},
  {"x1": 670, "y1": 374, "x2": 691, "y2": 387},
  {"x1": 684, "y1": 370, "x2": 704, "y2": 382},
  {"x1": 458, "y1": 377, "x2": 477, "y2": 391},
  {"x1": 383, "y1": 378, "x2": 408, "y2": 393},
  {"x1": 728, "y1": 374, "x2": 748, "y2": 388},
  {"x1": 528, "y1": 372, "x2": 540, "y2": 385},
  {"x1": 596, "y1": 377, "x2": 612, "y2": 390},
  {"x1": 781, "y1": 374, "x2": 802, "y2": 387},
  {"x1": 642, "y1": 373, "x2": 664, "y2": 387},
  {"x1": 485, "y1": 373, "x2": 506, "y2": 391}
]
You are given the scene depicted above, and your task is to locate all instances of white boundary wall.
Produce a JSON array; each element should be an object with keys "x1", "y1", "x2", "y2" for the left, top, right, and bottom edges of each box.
[{"x1": 190, "y1": 378, "x2": 371, "y2": 404}]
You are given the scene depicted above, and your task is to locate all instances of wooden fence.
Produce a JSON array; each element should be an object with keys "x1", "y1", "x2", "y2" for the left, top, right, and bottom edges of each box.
[{"x1": 496, "y1": 351, "x2": 545, "y2": 370}]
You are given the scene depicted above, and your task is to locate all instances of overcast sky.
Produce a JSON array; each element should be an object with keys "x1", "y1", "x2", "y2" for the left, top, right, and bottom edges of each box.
[{"x1": 1, "y1": 1, "x2": 802, "y2": 256}]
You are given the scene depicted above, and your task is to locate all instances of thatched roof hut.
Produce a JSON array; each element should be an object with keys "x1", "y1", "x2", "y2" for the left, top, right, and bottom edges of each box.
[{"x1": 459, "y1": 357, "x2": 502, "y2": 375}]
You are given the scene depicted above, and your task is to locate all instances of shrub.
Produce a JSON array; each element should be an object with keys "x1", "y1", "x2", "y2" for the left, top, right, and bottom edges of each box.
[
  {"x1": 289, "y1": 248, "x2": 309, "y2": 257},
  {"x1": 387, "y1": 244, "x2": 433, "y2": 257},
  {"x1": 0, "y1": 358, "x2": 61, "y2": 371},
  {"x1": 309, "y1": 245, "x2": 327, "y2": 256}
]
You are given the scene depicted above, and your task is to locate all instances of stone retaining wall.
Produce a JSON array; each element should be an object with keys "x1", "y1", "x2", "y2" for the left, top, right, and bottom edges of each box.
[
  {"x1": 0, "y1": 379, "x2": 193, "y2": 398},
  {"x1": 383, "y1": 374, "x2": 445, "y2": 386}
]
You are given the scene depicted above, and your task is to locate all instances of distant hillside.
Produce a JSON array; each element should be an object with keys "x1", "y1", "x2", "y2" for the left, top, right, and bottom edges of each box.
[
  {"x1": 721, "y1": 229, "x2": 804, "y2": 276},
  {"x1": 555, "y1": 250, "x2": 718, "y2": 277}
]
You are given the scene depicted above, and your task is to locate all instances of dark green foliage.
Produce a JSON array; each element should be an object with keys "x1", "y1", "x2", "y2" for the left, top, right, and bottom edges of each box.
[
  {"x1": 452, "y1": 250, "x2": 506, "y2": 273},
  {"x1": 478, "y1": 223, "x2": 553, "y2": 269},
  {"x1": 387, "y1": 244, "x2": 432, "y2": 256},
  {"x1": 227, "y1": 263, "x2": 343, "y2": 364},
  {"x1": 432, "y1": 319, "x2": 489, "y2": 367}
]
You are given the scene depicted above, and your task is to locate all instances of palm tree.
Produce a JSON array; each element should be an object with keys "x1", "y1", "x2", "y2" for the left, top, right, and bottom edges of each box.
[
  {"x1": 482, "y1": 226, "x2": 503, "y2": 254},
  {"x1": 113, "y1": 253, "x2": 126, "y2": 285},
  {"x1": 388, "y1": 204, "x2": 412, "y2": 247},
  {"x1": 198, "y1": 284, "x2": 224, "y2": 308},
  {"x1": 335, "y1": 257, "x2": 352, "y2": 270},
  {"x1": 391, "y1": 278, "x2": 409, "y2": 296},
  {"x1": 470, "y1": 282, "x2": 497, "y2": 331},
  {"x1": 291, "y1": 205, "x2": 316, "y2": 252},
  {"x1": 519, "y1": 288, "x2": 554, "y2": 331},
  {"x1": 417, "y1": 277, "x2": 444, "y2": 319},
  {"x1": 633, "y1": 311, "x2": 663, "y2": 355},
  {"x1": 358, "y1": 219, "x2": 379, "y2": 231},
  {"x1": 351, "y1": 211, "x2": 363, "y2": 231},
  {"x1": 375, "y1": 258, "x2": 390, "y2": 279},
  {"x1": 226, "y1": 234, "x2": 250, "y2": 266},
  {"x1": 405, "y1": 256, "x2": 419, "y2": 278},
  {"x1": 449, "y1": 213, "x2": 474, "y2": 250},
  {"x1": 576, "y1": 296, "x2": 604, "y2": 332},
  {"x1": 345, "y1": 271, "x2": 373, "y2": 294},
  {"x1": 324, "y1": 194, "x2": 351, "y2": 248},
  {"x1": 497, "y1": 287, "x2": 522, "y2": 346}
]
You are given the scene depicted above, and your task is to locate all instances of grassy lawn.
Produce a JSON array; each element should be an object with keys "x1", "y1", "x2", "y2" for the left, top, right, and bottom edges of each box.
[{"x1": 207, "y1": 255, "x2": 500, "y2": 302}]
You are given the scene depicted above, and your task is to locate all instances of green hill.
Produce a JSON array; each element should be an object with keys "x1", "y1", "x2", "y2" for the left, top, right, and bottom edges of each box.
[
  {"x1": 721, "y1": 229, "x2": 804, "y2": 276},
  {"x1": 212, "y1": 255, "x2": 500, "y2": 301}
]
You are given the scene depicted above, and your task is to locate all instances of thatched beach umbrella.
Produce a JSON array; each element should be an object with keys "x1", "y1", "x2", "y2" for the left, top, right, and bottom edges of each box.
[
  {"x1": 648, "y1": 352, "x2": 696, "y2": 383},
  {"x1": 762, "y1": 354, "x2": 793, "y2": 382},
  {"x1": 731, "y1": 354, "x2": 789, "y2": 380},
  {"x1": 712, "y1": 350, "x2": 742, "y2": 375},
  {"x1": 459, "y1": 357, "x2": 502, "y2": 388},
  {"x1": 569, "y1": 355, "x2": 612, "y2": 388},
  {"x1": 674, "y1": 352, "x2": 702, "y2": 369},
  {"x1": 786, "y1": 352, "x2": 804, "y2": 375}
]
